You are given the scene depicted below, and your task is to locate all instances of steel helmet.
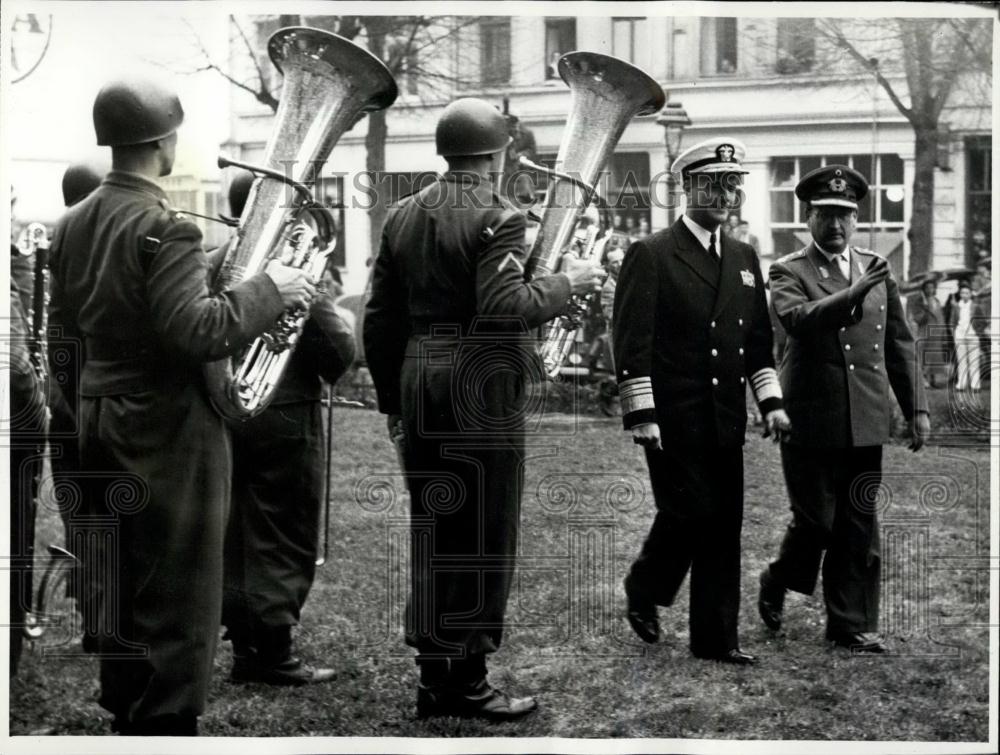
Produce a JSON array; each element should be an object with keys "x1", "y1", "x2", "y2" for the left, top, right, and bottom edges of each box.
[
  {"x1": 93, "y1": 78, "x2": 184, "y2": 147},
  {"x1": 435, "y1": 98, "x2": 512, "y2": 157},
  {"x1": 62, "y1": 163, "x2": 104, "y2": 207},
  {"x1": 227, "y1": 170, "x2": 256, "y2": 218}
]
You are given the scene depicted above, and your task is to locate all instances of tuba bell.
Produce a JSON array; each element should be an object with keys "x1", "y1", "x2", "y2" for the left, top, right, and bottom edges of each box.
[
  {"x1": 521, "y1": 52, "x2": 665, "y2": 378},
  {"x1": 205, "y1": 27, "x2": 397, "y2": 421}
]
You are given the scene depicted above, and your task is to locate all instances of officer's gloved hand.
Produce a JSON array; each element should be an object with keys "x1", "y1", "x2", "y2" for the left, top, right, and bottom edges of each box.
[{"x1": 631, "y1": 421, "x2": 662, "y2": 451}]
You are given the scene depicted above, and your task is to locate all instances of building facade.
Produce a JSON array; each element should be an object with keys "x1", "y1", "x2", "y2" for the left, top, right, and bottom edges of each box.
[{"x1": 226, "y1": 14, "x2": 992, "y2": 294}]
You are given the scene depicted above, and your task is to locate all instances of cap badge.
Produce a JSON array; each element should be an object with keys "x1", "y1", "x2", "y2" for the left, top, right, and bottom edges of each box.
[
  {"x1": 716, "y1": 144, "x2": 735, "y2": 162},
  {"x1": 828, "y1": 177, "x2": 847, "y2": 193},
  {"x1": 834, "y1": 168, "x2": 843, "y2": 177}
]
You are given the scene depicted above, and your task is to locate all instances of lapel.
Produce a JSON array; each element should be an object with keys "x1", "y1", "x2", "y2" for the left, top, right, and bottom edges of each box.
[
  {"x1": 806, "y1": 242, "x2": 848, "y2": 295},
  {"x1": 670, "y1": 218, "x2": 719, "y2": 292},
  {"x1": 711, "y1": 230, "x2": 743, "y2": 319}
]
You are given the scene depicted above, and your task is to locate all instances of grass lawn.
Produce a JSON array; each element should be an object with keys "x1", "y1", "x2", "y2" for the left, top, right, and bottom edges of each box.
[{"x1": 9, "y1": 399, "x2": 992, "y2": 742}]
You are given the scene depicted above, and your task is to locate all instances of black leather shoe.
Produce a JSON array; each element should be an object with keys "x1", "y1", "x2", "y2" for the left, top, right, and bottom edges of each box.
[
  {"x1": 757, "y1": 568, "x2": 785, "y2": 631},
  {"x1": 827, "y1": 631, "x2": 889, "y2": 654},
  {"x1": 624, "y1": 580, "x2": 660, "y2": 644},
  {"x1": 694, "y1": 648, "x2": 758, "y2": 665},
  {"x1": 417, "y1": 680, "x2": 538, "y2": 721},
  {"x1": 231, "y1": 654, "x2": 336, "y2": 686}
]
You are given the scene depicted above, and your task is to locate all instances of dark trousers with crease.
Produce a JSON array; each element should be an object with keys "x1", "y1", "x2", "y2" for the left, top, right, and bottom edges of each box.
[
  {"x1": 768, "y1": 443, "x2": 882, "y2": 634},
  {"x1": 627, "y1": 445, "x2": 744, "y2": 657}
]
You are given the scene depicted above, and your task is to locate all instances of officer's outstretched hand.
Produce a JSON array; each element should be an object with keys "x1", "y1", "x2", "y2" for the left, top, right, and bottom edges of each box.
[
  {"x1": 848, "y1": 257, "x2": 890, "y2": 305},
  {"x1": 631, "y1": 422, "x2": 662, "y2": 451},
  {"x1": 560, "y1": 254, "x2": 606, "y2": 295},
  {"x1": 762, "y1": 409, "x2": 793, "y2": 444},
  {"x1": 265, "y1": 260, "x2": 317, "y2": 309},
  {"x1": 909, "y1": 411, "x2": 931, "y2": 452}
]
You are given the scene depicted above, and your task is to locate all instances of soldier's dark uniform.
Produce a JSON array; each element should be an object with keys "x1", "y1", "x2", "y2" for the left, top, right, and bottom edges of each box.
[
  {"x1": 613, "y1": 139, "x2": 782, "y2": 660},
  {"x1": 48, "y1": 168, "x2": 286, "y2": 732},
  {"x1": 763, "y1": 167, "x2": 927, "y2": 645},
  {"x1": 364, "y1": 171, "x2": 570, "y2": 671},
  {"x1": 211, "y1": 223, "x2": 355, "y2": 681}
]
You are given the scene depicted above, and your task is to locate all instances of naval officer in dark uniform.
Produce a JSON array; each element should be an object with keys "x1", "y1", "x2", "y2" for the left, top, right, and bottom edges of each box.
[
  {"x1": 758, "y1": 165, "x2": 929, "y2": 653},
  {"x1": 614, "y1": 138, "x2": 791, "y2": 665},
  {"x1": 48, "y1": 77, "x2": 315, "y2": 735},
  {"x1": 364, "y1": 97, "x2": 604, "y2": 719}
]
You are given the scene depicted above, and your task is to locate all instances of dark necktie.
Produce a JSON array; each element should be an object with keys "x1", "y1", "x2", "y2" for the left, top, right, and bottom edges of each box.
[{"x1": 708, "y1": 232, "x2": 719, "y2": 263}]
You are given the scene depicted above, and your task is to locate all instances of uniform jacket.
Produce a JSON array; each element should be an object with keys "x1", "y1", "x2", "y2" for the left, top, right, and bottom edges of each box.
[
  {"x1": 769, "y1": 242, "x2": 927, "y2": 448},
  {"x1": 364, "y1": 171, "x2": 571, "y2": 416},
  {"x1": 48, "y1": 170, "x2": 285, "y2": 397},
  {"x1": 206, "y1": 244, "x2": 356, "y2": 406},
  {"x1": 613, "y1": 218, "x2": 781, "y2": 447}
]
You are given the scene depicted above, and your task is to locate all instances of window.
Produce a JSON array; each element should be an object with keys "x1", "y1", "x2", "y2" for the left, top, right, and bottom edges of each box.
[
  {"x1": 532, "y1": 152, "x2": 652, "y2": 237},
  {"x1": 966, "y1": 136, "x2": 992, "y2": 266},
  {"x1": 775, "y1": 18, "x2": 816, "y2": 74},
  {"x1": 612, "y1": 18, "x2": 641, "y2": 63},
  {"x1": 545, "y1": 18, "x2": 576, "y2": 80},
  {"x1": 769, "y1": 154, "x2": 906, "y2": 262},
  {"x1": 251, "y1": 17, "x2": 284, "y2": 95},
  {"x1": 700, "y1": 17, "x2": 738, "y2": 76},
  {"x1": 480, "y1": 17, "x2": 511, "y2": 86},
  {"x1": 316, "y1": 175, "x2": 348, "y2": 268}
]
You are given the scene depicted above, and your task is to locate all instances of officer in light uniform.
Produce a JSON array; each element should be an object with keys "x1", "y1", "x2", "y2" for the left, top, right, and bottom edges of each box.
[
  {"x1": 758, "y1": 164, "x2": 930, "y2": 653},
  {"x1": 614, "y1": 138, "x2": 791, "y2": 665}
]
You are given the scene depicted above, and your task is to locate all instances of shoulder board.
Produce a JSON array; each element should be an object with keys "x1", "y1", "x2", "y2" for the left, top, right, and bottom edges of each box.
[
  {"x1": 776, "y1": 249, "x2": 807, "y2": 264},
  {"x1": 852, "y1": 246, "x2": 880, "y2": 258}
]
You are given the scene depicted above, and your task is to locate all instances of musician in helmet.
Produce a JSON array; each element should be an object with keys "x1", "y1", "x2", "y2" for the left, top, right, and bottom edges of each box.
[
  {"x1": 46, "y1": 162, "x2": 106, "y2": 617},
  {"x1": 757, "y1": 165, "x2": 929, "y2": 654},
  {"x1": 47, "y1": 76, "x2": 315, "y2": 736},
  {"x1": 215, "y1": 171, "x2": 354, "y2": 686},
  {"x1": 613, "y1": 138, "x2": 791, "y2": 665},
  {"x1": 364, "y1": 97, "x2": 604, "y2": 720}
]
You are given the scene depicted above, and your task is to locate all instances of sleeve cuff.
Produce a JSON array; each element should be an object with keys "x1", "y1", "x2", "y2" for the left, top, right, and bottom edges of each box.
[
  {"x1": 619, "y1": 376, "x2": 655, "y2": 429},
  {"x1": 750, "y1": 367, "x2": 782, "y2": 403},
  {"x1": 758, "y1": 397, "x2": 783, "y2": 416}
]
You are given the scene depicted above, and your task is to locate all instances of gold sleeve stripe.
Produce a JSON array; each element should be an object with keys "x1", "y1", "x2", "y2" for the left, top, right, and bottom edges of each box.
[
  {"x1": 750, "y1": 367, "x2": 782, "y2": 402},
  {"x1": 619, "y1": 377, "x2": 655, "y2": 415}
]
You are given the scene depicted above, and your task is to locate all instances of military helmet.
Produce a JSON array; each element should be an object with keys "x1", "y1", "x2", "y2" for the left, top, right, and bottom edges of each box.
[
  {"x1": 227, "y1": 169, "x2": 256, "y2": 218},
  {"x1": 435, "y1": 98, "x2": 512, "y2": 157},
  {"x1": 93, "y1": 78, "x2": 184, "y2": 147},
  {"x1": 62, "y1": 163, "x2": 104, "y2": 207}
]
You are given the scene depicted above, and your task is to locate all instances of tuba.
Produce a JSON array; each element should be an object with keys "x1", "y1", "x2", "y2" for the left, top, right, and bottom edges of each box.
[
  {"x1": 522, "y1": 52, "x2": 665, "y2": 378},
  {"x1": 205, "y1": 27, "x2": 397, "y2": 421}
]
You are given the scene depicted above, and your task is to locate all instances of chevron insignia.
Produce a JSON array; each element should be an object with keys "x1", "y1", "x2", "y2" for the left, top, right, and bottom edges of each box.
[{"x1": 498, "y1": 252, "x2": 525, "y2": 273}]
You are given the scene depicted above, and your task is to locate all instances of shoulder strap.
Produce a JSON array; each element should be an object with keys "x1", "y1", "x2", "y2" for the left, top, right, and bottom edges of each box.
[{"x1": 138, "y1": 200, "x2": 177, "y2": 276}]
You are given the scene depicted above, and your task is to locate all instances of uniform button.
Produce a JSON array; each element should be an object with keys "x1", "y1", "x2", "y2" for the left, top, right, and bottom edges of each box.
[
  {"x1": 712, "y1": 378, "x2": 719, "y2": 386},
  {"x1": 873, "y1": 344, "x2": 879, "y2": 351},
  {"x1": 876, "y1": 324, "x2": 883, "y2": 331},
  {"x1": 849, "y1": 364, "x2": 855, "y2": 371},
  {"x1": 710, "y1": 321, "x2": 716, "y2": 328},
  {"x1": 740, "y1": 376, "x2": 746, "y2": 384},
  {"x1": 840, "y1": 327, "x2": 846, "y2": 332},
  {"x1": 738, "y1": 318, "x2": 744, "y2": 326},
  {"x1": 738, "y1": 347, "x2": 744, "y2": 355},
  {"x1": 873, "y1": 364, "x2": 880, "y2": 371},
  {"x1": 844, "y1": 344, "x2": 852, "y2": 351},
  {"x1": 879, "y1": 305, "x2": 885, "y2": 311},
  {"x1": 711, "y1": 348, "x2": 718, "y2": 357}
]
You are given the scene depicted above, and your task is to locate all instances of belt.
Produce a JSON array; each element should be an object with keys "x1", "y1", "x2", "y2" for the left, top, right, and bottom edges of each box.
[{"x1": 84, "y1": 337, "x2": 154, "y2": 361}]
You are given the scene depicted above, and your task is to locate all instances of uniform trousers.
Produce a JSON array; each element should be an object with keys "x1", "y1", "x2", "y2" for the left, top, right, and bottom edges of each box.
[
  {"x1": 222, "y1": 402, "x2": 323, "y2": 649},
  {"x1": 627, "y1": 445, "x2": 744, "y2": 657},
  {"x1": 79, "y1": 380, "x2": 230, "y2": 731},
  {"x1": 768, "y1": 444, "x2": 882, "y2": 634},
  {"x1": 400, "y1": 337, "x2": 527, "y2": 662}
]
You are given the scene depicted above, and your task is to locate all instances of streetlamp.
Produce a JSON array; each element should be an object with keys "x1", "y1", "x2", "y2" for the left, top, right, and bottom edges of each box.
[{"x1": 657, "y1": 100, "x2": 692, "y2": 227}]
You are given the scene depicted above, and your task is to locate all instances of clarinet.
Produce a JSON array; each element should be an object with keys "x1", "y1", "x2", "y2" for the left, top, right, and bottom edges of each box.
[{"x1": 22, "y1": 222, "x2": 51, "y2": 385}]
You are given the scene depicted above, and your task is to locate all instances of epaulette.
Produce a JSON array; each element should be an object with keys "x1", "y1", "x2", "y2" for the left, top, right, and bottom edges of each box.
[
  {"x1": 776, "y1": 249, "x2": 807, "y2": 264},
  {"x1": 852, "y1": 246, "x2": 881, "y2": 258}
]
